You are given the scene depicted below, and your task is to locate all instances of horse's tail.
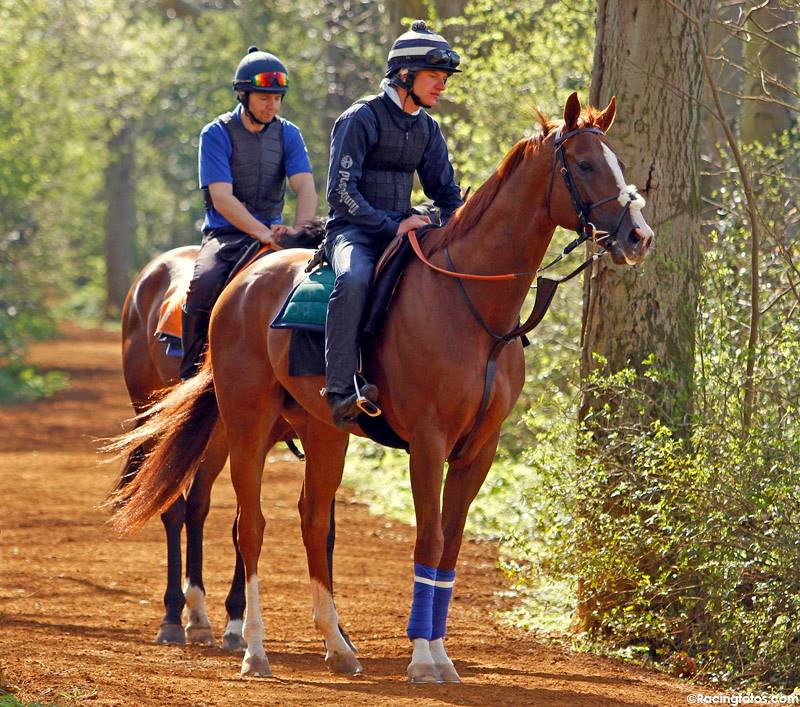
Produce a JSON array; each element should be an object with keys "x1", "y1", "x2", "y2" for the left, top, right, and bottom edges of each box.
[
  {"x1": 113, "y1": 444, "x2": 147, "y2": 494},
  {"x1": 105, "y1": 365, "x2": 218, "y2": 534}
]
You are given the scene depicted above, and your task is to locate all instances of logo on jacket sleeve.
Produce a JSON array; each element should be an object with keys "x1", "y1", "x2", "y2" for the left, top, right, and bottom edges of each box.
[{"x1": 340, "y1": 154, "x2": 353, "y2": 170}]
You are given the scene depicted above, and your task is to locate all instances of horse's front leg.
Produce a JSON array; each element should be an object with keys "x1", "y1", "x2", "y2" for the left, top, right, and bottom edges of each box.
[
  {"x1": 433, "y1": 429, "x2": 501, "y2": 683},
  {"x1": 155, "y1": 496, "x2": 187, "y2": 645},
  {"x1": 183, "y1": 429, "x2": 228, "y2": 646},
  {"x1": 296, "y1": 419, "x2": 362, "y2": 674},
  {"x1": 221, "y1": 514, "x2": 247, "y2": 652},
  {"x1": 405, "y1": 430, "x2": 448, "y2": 683}
]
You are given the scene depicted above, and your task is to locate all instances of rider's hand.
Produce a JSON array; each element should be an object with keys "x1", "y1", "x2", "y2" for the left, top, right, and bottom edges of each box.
[
  {"x1": 255, "y1": 226, "x2": 276, "y2": 248},
  {"x1": 396, "y1": 214, "x2": 431, "y2": 236}
]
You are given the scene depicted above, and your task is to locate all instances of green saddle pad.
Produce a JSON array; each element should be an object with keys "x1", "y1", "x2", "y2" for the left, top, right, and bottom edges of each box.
[{"x1": 271, "y1": 265, "x2": 335, "y2": 331}]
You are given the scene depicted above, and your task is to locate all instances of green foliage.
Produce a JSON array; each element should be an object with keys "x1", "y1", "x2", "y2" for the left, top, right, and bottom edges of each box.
[
  {"x1": 488, "y1": 131, "x2": 800, "y2": 688},
  {"x1": 0, "y1": 365, "x2": 68, "y2": 405},
  {"x1": 441, "y1": 0, "x2": 596, "y2": 186}
]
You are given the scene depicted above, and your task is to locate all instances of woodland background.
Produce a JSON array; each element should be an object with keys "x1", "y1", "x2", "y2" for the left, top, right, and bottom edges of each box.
[{"x1": 1, "y1": 0, "x2": 799, "y2": 690}]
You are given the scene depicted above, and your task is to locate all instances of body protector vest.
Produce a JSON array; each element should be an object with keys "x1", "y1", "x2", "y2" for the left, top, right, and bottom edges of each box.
[
  {"x1": 203, "y1": 112, "x2": 286, "y2": 223},
  {"x1": 357, "y1": 96, "x2": 431, "y2": 214}
]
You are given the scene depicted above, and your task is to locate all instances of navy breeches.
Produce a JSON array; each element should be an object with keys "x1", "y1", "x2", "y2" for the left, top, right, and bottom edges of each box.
[{"x1": 324, "y1": 227, "x2": 388, "y2": 396}]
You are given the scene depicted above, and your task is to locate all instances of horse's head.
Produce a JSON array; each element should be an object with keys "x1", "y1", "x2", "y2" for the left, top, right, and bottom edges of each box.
[{"x1": 546, "y1": 92, "x2": 653, "y2": 266}]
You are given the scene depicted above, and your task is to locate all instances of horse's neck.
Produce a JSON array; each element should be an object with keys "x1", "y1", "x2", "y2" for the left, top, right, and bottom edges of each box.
[{"x1": 443, "y1": 151, "x2": 556, "y2": 333}]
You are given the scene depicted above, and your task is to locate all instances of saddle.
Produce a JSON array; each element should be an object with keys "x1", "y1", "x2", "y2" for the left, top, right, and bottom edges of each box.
[
  {"x1": 155, "y1": 243, "x2": 273, "y2": 357},
  {"x1": 270, "y1": 229, "x2": 435, "y2": 450}
]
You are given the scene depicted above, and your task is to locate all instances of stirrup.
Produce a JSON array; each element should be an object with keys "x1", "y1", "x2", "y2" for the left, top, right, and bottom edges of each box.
[{"x1": 354, "y1": 372, "x2": 381, "y2": 418}]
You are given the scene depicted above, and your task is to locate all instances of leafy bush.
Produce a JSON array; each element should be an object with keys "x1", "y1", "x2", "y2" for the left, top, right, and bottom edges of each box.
[{"x1": 0, "y1": 365, "x2": 68, "y2": 404}]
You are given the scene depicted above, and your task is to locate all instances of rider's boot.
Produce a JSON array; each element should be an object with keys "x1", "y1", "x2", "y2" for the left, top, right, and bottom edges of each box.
[
  {"x1": 326, "y1": 384, "x2": 380, "y2": 430},
  {"x1": 179, "y1": 308, "x2": 210, "y2": 380}
]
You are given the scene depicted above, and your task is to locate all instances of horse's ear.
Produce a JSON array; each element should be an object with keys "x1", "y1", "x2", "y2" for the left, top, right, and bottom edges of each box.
[
  {"x1": 596, "y1": 96, "x2": 617, "y2": 133},
  {"x1": 563, "y1": 92, "x2": 581, "y2": 131}
]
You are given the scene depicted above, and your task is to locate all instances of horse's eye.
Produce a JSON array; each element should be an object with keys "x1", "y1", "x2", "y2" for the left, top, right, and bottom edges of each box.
[{"x1": 578, "y1": 161, "x2": 592, "y2": 172}]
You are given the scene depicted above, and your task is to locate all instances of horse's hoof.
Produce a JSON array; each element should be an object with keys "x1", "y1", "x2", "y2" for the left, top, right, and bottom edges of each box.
[
  {"x1": 325, "y1": 650, "x2": 363, "y2": 675},
  {"x1": 241, "y1": 652, "x2": 272, "y2": 678},
  {"x1": 222, "y1": 631, "x2": 247, "y2": 653},
  {"x1": 155, "y1": 622, "x2": 186, "y2": 645},
  {"x1": 436, "y1": 662, "x2": 461, "y2": 683},
  {"x1": 185, "y1": 624, "x2": 214, "y2": 646},
  {"x1": 407, "y1": 662, "x2": 443, "y2": 684}
]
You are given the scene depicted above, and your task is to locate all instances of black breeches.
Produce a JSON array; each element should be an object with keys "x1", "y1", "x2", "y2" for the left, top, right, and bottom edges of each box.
[{"x1": 184, "y1": 231, "x2": 255, "y2": 316}]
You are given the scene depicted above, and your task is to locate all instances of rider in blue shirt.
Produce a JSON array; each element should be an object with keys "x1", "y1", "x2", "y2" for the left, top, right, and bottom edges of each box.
[
  {"x1": 323, "y1": 20, "x2": 463, "y2": 427},
  {"x1": 182, "y1": 47, "x2": 317, "y2": 379}
]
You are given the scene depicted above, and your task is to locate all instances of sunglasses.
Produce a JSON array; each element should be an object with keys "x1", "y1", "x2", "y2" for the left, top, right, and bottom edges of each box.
[
  {"x1": 250, "y1": 71, "x2": 288, "y2": 88},
  {"x1": 425, "y1": 48, "x2": 460, "y2": 69}
]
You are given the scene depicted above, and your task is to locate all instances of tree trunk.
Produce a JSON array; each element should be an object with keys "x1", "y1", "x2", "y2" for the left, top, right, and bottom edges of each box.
[
  {"x1": 581, "y1": 0, "x2": 707, "y2": 430},
  {"x1": 575, "y1": 0, "x2": 708, "y2": 633},
  {"x1": 104, "y1": 122, "x2": 136, "y2": 319},
  {"x1": 740, "y1": 0, "x2": 798, "y2": 144}
]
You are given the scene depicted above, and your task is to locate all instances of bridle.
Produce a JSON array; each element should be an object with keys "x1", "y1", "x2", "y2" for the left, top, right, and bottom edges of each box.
[
  {"x1": 544, "y1": 125, "x2": 640, "y2": 268},
  {"x1": 408, "y1": 125, "x2": 644, "y2": 283}
]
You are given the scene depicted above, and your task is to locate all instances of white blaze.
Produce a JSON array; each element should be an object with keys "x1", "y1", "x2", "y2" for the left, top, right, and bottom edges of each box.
[{"x1": 600, "y1": 143, "x2": 654, "y2": 239}]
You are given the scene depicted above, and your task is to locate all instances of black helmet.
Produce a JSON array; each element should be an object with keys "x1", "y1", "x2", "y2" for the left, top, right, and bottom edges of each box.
[
  {"x1": 385, "y1": 20, "x2": 461, "y2": 78},
  {"x1": 233, "y1": 46, "x2": 289, "y2": 94}
]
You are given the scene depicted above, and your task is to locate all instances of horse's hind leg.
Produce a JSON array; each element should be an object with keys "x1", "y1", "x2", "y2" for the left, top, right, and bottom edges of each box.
[
  {"x1": 294, "y1": 417, "x2": 362, "y2": 675},
  {"x1": 222, "y1": 390, "x2": 284, "y2": 677},
  {"x1": 217, "y1": 420, "x2": 293, "y2": 653},
  {"x1": 182, "y1": 424, "x2": 228, "y2": 646}
]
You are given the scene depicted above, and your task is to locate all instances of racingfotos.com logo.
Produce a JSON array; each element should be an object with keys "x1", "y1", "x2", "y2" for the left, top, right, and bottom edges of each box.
[{"x1": 688, "y1": 694, "x2": 800, "y2": 705}]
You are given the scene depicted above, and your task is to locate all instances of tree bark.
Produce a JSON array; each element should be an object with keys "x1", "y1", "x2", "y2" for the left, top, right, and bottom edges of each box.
[
  {"x1": 104, "y1": 122, "x2": 136, "y2": 319},
  {"x1": 581, "y1": 0, "x2": 708, "y2": 431}
]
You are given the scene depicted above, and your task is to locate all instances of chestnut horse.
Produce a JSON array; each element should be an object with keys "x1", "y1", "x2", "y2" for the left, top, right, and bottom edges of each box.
[
  {"x1": 116, "y1": 222, "x2": 322, "y2": 649},
  {"x1": 110, "y1": 94, "x2": 653, "y2": 681}
]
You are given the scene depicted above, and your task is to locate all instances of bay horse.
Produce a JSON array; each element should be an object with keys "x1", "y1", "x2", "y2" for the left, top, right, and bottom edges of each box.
[
  {"x1": 116, "y1": 221, "x2": 323, "y2": 649},
  {"x1": 109, "y1": 93, "x2": 653, "y2": 681}
]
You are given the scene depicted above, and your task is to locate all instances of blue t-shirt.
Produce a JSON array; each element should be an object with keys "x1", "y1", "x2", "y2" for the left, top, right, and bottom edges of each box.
[{"x1": 199, "y1": 104, "x2": 312, "y2": 232}]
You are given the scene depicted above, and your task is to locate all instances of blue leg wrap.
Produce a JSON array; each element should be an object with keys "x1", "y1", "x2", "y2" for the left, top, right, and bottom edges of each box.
[
  {"x1": 431, "y1": 569, "x2": 456, "y2": 640},
  {"x1": 406, "y1": 563, "x2": 437, "y2": 641}
]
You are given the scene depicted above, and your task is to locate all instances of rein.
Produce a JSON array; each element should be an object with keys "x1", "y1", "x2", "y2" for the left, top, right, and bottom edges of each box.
[{"x1": 411, "y1": 125, "x2": 622, "y2": 460}]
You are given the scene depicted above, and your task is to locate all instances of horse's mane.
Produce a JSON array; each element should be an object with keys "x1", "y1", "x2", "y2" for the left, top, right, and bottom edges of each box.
[{"x1": 431, "y1": 106, "x2": 607, "y2": 252}]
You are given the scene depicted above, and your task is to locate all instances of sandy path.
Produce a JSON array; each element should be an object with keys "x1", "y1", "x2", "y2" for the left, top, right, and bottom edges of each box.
[{"x1": 0, "y1": 325, "x2": 692, "y2": 706}]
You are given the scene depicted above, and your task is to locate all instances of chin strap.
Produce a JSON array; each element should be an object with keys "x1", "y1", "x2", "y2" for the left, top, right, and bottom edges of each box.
[
  {"x1": 391, "y1": 71, "x2": 433, "y2": 109},
  {"x1": 238, "y1": 92, "x2": 270, "y2": 126}
]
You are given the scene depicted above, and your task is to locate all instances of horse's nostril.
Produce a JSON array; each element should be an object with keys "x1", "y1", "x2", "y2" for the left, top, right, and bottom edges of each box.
[{"x1": 630, "y1": 228, "x2": 652, "y2": 250}]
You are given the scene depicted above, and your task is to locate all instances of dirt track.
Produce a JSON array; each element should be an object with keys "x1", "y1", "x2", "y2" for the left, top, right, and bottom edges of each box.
[{"x1": 0, "y1": 325, "x2": 693, "y2": 706}]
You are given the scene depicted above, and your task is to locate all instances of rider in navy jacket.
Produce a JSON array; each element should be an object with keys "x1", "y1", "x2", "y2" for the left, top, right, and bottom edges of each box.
[
  {"x1": 323, "y1": 20, "x2": 463, "y2": 428},
  {"x1": 326, "y1": 95, "x2": 462, "y2": 240}
]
